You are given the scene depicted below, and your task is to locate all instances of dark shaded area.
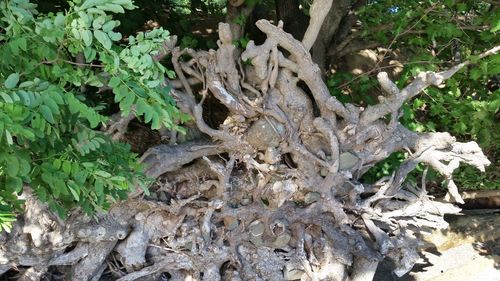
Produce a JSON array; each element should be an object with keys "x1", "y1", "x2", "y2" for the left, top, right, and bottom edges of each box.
[
  {"x1": 123, "y1": 121, "x2": 162, "y2": 154},
  {"x1": 275, "y1": 0, "x2": 308, "y2": 40}
]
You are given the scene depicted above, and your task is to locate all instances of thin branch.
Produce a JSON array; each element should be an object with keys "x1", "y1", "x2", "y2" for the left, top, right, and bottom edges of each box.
[
  {"x1": 359, "y1": 45, "x2": 499, "y2": 126},
  {"x1": 369, "y1": 5, "x2": 437, "y2": 73},
  {"x1": 42, "y1": 59, "x2": 105, "y2": 68}
]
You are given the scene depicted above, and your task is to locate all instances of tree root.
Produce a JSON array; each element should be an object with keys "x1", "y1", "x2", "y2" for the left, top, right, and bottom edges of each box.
[{"x1": 2, "y1": 4, "x2": 497, "y2": 280}]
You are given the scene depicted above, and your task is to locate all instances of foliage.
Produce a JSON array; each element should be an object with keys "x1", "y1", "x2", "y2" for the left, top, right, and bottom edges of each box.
[
  {"x1": 0, "y1": 0, "x2": 185, "y2": 232},
  {"x1": 330, "y1": 0, "x2": 500, "y2": 190}
]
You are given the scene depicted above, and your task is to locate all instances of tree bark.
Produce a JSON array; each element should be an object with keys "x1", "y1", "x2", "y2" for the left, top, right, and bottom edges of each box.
[
  {"x1": 1, "y1": 2, "x2": 497, "y2": 279},
  {"x1": 275, "y1": 0, "x2": 308, "y2": 40},
  {"x1": 310, "y1": 0, "x2": 350, "y2": 74}
]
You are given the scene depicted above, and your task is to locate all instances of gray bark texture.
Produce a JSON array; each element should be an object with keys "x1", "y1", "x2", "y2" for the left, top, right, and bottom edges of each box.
[{"x1": 1, "y1": 1, "x2": 498, "y2": 280}]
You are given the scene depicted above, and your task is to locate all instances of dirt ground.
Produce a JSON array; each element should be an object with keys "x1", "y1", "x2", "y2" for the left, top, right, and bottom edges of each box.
[{"x1": 374, "y1": 209, "x2": 500, "y2": 281}]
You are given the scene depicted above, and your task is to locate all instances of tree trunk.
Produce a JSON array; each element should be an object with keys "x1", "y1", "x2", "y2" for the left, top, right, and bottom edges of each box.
[
  {"x1": 310, "y1": 0, "x2": 350, "y2": 74},
  {"x1": 275, "y1": 0, "x2": 308, "y2": 40}
]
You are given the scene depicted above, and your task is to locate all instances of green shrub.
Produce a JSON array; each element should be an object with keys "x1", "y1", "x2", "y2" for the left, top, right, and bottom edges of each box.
[{"x1": 0, "y1": 0, "x2": 186, "y2": 232}]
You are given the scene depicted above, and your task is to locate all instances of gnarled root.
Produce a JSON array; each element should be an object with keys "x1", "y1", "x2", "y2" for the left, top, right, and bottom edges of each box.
[{"x1": 2, "y1": 10, "x2": 497, "y2": 281}]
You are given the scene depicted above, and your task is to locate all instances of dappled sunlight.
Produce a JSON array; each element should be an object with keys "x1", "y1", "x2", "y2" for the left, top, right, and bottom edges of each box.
[{"x1": 375, "y1": 210, "x2": 500, "y2": 280}]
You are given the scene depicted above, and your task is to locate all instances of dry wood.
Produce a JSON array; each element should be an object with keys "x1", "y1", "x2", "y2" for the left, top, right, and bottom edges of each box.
[{"x1": 1, "y1": 1, "x2": 497, "y2": 280}]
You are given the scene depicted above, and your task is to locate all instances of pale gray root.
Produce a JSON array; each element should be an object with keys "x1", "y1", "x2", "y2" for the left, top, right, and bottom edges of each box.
[
  {"x1": 139, "y1": 141, "x2": 224, "y2": 178},
  {"x1": 102, "y1": 106, "x2": 136, "y2": 141},
  {"x1": 116, "y1": 253, "x2": 193, "y2": 281},
  {"x1": 2, "y1": 4, "x2": 497, "y2": 280},
  {"x1": 48, "y1": 242, "x2": 89, "y2": 266},
  {"x1": 89, "y1": 263, "x2": 107, "y2": 281},
  {"x1": 310, "y1": 0, "x2": 350, "y2": 72},
  {"x1": 0, "y1": 265, "x2": 9, "y2": 275},
  {"x1": 70, "y1": 241, "x2": 117, "y2": 281},
  {"x1": 18, "y1": 266, "x2": 46, "y2": 281},
  {"x1": 350, "y1": 257, "x2": 379, "y2": 281},
  {"x1": 302, "y1": 0, "x2": 334, "y2": 51},
  {"x1": 115, "y1": 209, "x2": 184, "y2": 269}
]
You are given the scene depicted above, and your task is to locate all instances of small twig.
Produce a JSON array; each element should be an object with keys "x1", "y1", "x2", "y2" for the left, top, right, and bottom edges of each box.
[
  {"x1": 421, "y1": 165, "x2": 429, "y2": 194},
  {"x1": 336, "y1": 60, "x2": 444, "y2": 89},
  {"x1": 42, "y1": 59, "x2": 105, "y2": 68},
  {"x1": 370, "y1": 5, "x2": 437, "y2": 73}
]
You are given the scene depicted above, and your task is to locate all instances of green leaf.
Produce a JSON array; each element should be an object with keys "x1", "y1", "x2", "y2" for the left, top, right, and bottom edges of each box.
[
  {"x1": 110, "y1": 176, "x2": 126, "y2": 182},
  {"x1": 0, "y1": 92, "x2": 13, "y2": 103},
  {"x1": 62, "y1": 161, "x2": 72, "y2": 175},
  {"x1": 53, "y1": 159, "x2": 62, "y2": 169},
  {"x1": 120, "y1": 93, "x2": 135, "y2": 110},
  {"x1": 136, "y1": 98, "x2": 149, "y2": 115},
  {"x1": 98, "y1": 3, "x2": 125, "y2": 13},
  {"x1": 79, "y1": 0, "x2": 98, "y2": 10},
  {"x1": 102, "y1": 20, "x2": 117, "y2": 32},
  {"x1": 71, "y1": 27, "x2": 81, "y2": 40},
  {"x1": 470, "y1": 68, "x2": 482, "y2": 80},
  {"x1": 108, "y1": 76, "x2": 121, "y2": 88},
  {"x1": 114, "y1": 84, "x2": 128, "y2": 102},
  {"x1": 83, "y1": 47, "x2": 97, "y2": 62},
  {"x1": 6, "y1": 156, "x2": 19, "y2": 177},
  {"x1": 0, "y1": 222, "x2": 13, "y2": 233},
  {"x1": 55, "y1": 178, "x2": 68, "y2": 196},
  {"x1": 40, "y1": 105, "x2": 55, "y2": 124},
  {"x1": 146, "y1": 80, "x2": 160, "y2": 88},
  {"x1": 94, "y1": 30, "x2": 112, "y2": 49},
  {"x1": 43, "y1": 96, "x2": 60, "y2": 114},
  {"x1": 17, "y1": 90, "x2": 31, "y2": 106},
  {"x1": 68, "y1": 184, "x2": 80, "y2": 201},
  {"x1": 54, "y1": 13, "x2": 65, "y2": 26},
  {"x1": 87, "y1": 113, "x2": 101, "y2": 128},
  {"x1": 5, "y1": 130, "x2": 13, "y2": 145},
  {"x1": 18, "y1": 81, "x2": 33, "y2": 88},
  {"x1": 151, "y1": 112, "x2": 160, "y2": 130},
  {"x1": 4, "y1": 73, "x2": 20, "y2": 89},
  {"x1": 18, "y1": 158, "x2": 31, "y2": 177},
  {"x1": 94, "y1": 170, "x2": 111, "y2": 178},
  {"x1": 107, "y1": 31, "x2": 122, "y2": 41},
  {"x1": 144, "y1": 108, "x2": 153, "y2": 123},
  {"x1": 92, "y1": 16, "x2": 106, "y2": 29},
  {"x1": 49, "y1": 201, "x2": 67, "y2": 218},
  {"x1": 81, "y1": 30, "x2": 93, "y2": 46},
  {"x1": 95, "y1": 179, "x2": 104, "y2": 196},
  {"x1": 74, "y1": 170, "x2": 88, "y2": 185},
  {"x1": 491, "y1": 20, "x2": 500, "y2": 33},
  {"x1": 6, "y1": 177, "x2": 23, "y2": 192}
]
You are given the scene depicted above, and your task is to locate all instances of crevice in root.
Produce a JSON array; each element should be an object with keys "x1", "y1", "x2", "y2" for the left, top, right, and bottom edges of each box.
[
  {"x1": 202, "y1": 91, "x2": 230, "y2": 130},
  {"x1": 297, "y1": 80, "x2": 321, "y2": 118},
  {"x1": 123, "y1": 121, "x2": 162, "y2": 155}
]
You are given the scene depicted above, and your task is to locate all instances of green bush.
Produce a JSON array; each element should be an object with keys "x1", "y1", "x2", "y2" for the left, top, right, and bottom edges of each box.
[{"x1": 0, "y1": 0, "x2": 186, "y2": 232}]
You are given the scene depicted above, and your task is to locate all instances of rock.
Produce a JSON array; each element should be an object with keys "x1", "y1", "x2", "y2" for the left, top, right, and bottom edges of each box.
[
  {"x1": 304, "y1": 192, "x2": 321, "y2": 205},
  {"x1": 272, "y1": 233, "x2": 291, "y2": 249},
  {"x1": 249, "y1": 220, "x2": 265, "y2": 237},
  {"x1": 339, "y1": 152, "x2": 359, "y2": 170},
  {"x1": 246, "y1": 117, "x2": 285, "y2": 149}
]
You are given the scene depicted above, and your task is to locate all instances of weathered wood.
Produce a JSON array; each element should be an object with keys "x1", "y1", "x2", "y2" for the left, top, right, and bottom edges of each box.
[{"x1": 1, "y1": 5, "x2": 497, "y2": 280}]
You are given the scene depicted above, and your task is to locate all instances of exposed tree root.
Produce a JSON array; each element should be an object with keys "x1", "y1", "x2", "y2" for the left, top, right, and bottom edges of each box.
[{"x1": 1, "y1": 3, "x2": 497, "y2": 280}]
